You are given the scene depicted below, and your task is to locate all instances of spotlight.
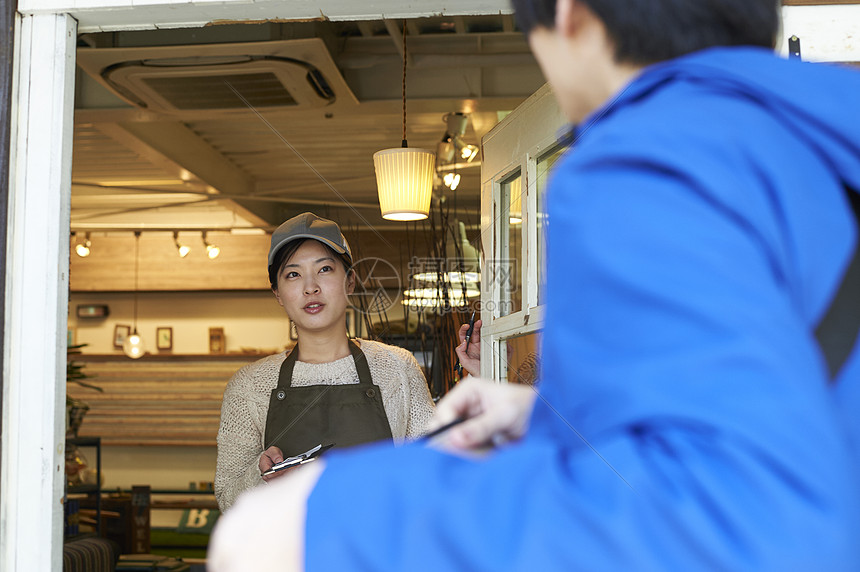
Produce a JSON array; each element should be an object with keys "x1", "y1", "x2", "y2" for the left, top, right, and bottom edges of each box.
[
  {"x1": 173, "y1": 231, "x2": 190, "y2": 258},
  {"x1": 439, "y1": 113, "x2": 479, "y2": 165},
  {"x1": 453, "y1": 139, "x2": 479, "y2": 162},
  {"x1": 436, "y1": 139, "x2": 456, "y2": 165},
  {"x1": 202, "y1": 231, "x2": 220, "y2": 259},
  {"x1": 443, "y1": 172, "x2": 461, "y2": 191},
  {"x1": 75, "y1": 233, "x2": 91, "y2": 258},
  {"x1": 444, "y1": 112, "x2": 469, "y2": 137}
]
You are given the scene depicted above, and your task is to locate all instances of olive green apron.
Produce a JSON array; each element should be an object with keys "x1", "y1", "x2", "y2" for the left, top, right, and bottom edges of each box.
[{"x1": 263, "y1": 340, "x2": 393, "y2": 457}]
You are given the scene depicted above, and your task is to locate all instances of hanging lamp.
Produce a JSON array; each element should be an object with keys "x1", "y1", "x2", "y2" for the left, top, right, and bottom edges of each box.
[
  {"x1": 374, "y1": 21, "x2": 435, "y2": 221},
  {"x1": 509, "y1": 177, "x2": 523, "y2": 225},
  {"x1": 123, "y1": 231, "x2": 146, "y2": 359}
]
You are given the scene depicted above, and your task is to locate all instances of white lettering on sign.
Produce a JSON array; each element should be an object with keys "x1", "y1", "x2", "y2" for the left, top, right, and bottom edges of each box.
[{"x1": 185, "y1": 509, "x2": 210, "y2": 528}]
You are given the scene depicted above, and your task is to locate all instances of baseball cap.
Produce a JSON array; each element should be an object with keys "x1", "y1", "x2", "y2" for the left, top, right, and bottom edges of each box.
[{"x1": 267, "y1": 212, "x2": 352, "y2": 270}]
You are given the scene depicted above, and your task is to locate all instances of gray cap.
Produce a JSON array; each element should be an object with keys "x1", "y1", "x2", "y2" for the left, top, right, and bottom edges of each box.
[{"x1": 268, "y1": 212, "x2": 352, "y2": 270}]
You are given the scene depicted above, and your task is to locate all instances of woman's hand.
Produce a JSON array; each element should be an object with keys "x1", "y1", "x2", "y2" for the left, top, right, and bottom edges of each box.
[
  {"x1": 455, "y1": 319, "x2": 483, "y2": 377},
  {"x1": 259, "y1": 445, "x2": 294, "y2": 482},
  {"x1": 428, "y1": 377, "x2": 536, "y2": 451}
]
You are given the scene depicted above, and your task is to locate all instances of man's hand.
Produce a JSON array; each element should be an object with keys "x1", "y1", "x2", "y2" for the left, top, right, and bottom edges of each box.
[
  {"x1": 428, "y1": 377, "x2": 536, "y2": 451},
  {"x1": 455, "y1": 319, "x2": 483, "y2": 377},
  {"x1": 209, "y1": 461, "x2": 325, "y2": 572},
  {"x1": 259, "y1": 445, "x2": 293, "y2": 482}
]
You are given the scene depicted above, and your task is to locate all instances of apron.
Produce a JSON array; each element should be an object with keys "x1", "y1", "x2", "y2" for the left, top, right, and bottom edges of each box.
[{"x1": 264, "y1": 340, "x2": 393, "y2": 457}]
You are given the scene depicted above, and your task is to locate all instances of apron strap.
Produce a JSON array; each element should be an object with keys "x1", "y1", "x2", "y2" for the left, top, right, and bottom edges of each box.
[
  {"x1": 277, "y1": 339, "x2": 373, "y2": 389},
  {"x1": 347, "y1": 339, "x2": 374, "y2": 386}
]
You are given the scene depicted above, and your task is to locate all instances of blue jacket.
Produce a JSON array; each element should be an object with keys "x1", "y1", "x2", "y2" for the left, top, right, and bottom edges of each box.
[{"x1": 306, "y1": 48, "x2": 860, "y2": 571}]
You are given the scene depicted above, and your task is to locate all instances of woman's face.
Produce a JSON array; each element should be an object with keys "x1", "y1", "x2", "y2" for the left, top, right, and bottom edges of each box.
[{"x1": 273, "y1": 240, "x2": 355, "y2": 335}]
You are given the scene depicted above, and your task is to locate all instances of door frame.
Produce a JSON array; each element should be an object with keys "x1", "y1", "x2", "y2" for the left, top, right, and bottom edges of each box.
[{"x1": 3, "y1": 2, "x2": 858, "y2": 568}]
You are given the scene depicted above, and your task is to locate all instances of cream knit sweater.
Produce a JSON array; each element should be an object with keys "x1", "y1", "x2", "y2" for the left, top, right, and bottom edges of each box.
[{"x1": 215, "y1": 339, "x2": 435, "y2": 511}]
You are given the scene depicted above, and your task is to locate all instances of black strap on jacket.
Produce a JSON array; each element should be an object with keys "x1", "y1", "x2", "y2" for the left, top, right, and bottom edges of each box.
[{"x1": 815, "y1": 186, "x2": 860, "y2": 382}]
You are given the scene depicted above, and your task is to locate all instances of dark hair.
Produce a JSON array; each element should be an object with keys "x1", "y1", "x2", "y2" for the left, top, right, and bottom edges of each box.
[
  {"x1": 268, "y1": 238, "x2": 352, "y2": 290},
  {"x1": 512, "y1": 0, "x2": 780, "y2": 64}
]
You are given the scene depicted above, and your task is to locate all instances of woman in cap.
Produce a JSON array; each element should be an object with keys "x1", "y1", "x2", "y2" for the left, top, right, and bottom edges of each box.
[{"x1": 214, "y1": 212, "x2": 435, "y2": 511}]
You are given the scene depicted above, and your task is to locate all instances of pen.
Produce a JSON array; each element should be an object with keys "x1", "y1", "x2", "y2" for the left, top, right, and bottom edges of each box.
[
  {"x1": 455, "y1": 311, "x2": 477, "y2": 378},
  {"x1": 420, "y1": 417, "x2": 467, "y2": 442}
]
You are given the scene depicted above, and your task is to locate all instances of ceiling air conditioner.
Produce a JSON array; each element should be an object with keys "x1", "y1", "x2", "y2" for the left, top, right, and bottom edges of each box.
[{"x1": 77, "y1": 39, "x2": 357, "y2": 115}]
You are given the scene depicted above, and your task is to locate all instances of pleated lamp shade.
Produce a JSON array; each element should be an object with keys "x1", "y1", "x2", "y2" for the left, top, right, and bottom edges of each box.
[
  {"x1": 374, "y1": 147, "x2": 435, "y2": 221},
  {"x1": 509, "y1": 176, "x2": 523, "y2": 225}
]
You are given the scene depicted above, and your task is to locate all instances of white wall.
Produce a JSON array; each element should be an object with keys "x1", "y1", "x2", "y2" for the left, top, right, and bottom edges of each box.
[{"x1": 69, "y1": 291, "x2": 290, "y2": 355}]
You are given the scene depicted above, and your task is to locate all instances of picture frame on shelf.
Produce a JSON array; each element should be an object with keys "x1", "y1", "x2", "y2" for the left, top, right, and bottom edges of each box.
[
  {"x1": 113, "y1": 324, "x2": 130, "y2": 349},
  {"x1": 209, "y1": 327, "x2": 226, "y2": 354},
  {"x1": 156, "y1": 327, "x2": 173, "y2": 351}
]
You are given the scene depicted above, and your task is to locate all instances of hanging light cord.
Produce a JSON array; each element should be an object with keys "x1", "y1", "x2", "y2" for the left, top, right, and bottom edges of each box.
[
  {"x1": 401, "y1": 20, "x2": 408, "y2": 148},
  {"x1": 133, "y1": 231, "x2": 140, "y2": 334}
]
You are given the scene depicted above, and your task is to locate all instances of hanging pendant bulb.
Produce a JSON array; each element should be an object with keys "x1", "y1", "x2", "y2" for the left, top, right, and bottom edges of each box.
[
  {"x1": 123, "y1": 330, "x2": 146, "y2": 359},
  {"x1": 374, "y1": 20, "x2": 434, "y2": 221},
  {"x1": 124, "y1": 231, "x2": 146, "y2": 359}
]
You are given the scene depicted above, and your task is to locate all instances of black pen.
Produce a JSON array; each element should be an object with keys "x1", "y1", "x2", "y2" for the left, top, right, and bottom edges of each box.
[
  {"x1": 455, "y1": 311, "x2": 477, "y2": 378},
  {"x1": 420, "y1": 417, "x2": 467, "y2": 442}
]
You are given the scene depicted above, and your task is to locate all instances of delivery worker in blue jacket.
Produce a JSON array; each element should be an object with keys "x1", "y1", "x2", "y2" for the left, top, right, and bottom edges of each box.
[{"x1": 209, "y1": 0, "x2": 860, "y2": 569}]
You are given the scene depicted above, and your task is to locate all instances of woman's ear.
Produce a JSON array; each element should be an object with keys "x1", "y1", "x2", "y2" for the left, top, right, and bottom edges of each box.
[
  {"x1": 345, "y1": 269, "x2": 356, "y2": 296},
  {"x1": 272, "y1": 286, "x2": 285, "y2": 308}
]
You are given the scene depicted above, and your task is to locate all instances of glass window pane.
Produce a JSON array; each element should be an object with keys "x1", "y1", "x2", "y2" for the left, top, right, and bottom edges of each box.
[
  {"x1": 536, "y1": 145, "x2": 566, "y2": 305},
  {"x1": 503, "y1": 331, "x2": 541, "y2": 385},
  {"x1": 501, "y1": 173, "x2": 523, "y2": 316}
]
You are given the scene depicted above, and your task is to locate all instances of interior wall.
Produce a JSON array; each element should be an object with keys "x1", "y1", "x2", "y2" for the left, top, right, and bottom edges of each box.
[
  {"x1": 69, "y1": 290, "x2": 414, "y2": 355},
  {"x1": 69, "y1": 290, "x2": 290, "y2": 355},
  {"x1": 97, "y1": 445, "x2": 217, "y2": 527}
]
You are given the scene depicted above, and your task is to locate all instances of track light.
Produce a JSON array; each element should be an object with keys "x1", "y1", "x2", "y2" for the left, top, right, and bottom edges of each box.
[
  {"x1": 436, "y1": 139, "x2": 456, "y2": 165},
  {"x1": 173, "y1": 231, "x2": 190, "y2": 258},
  {"x1": 443, "y1": 172, "x2": 461, "y2": 191},
  {"x1": 435, "y1": 112, "x2": 480, "y2": 191},
  {"x1": 75, "y1": 232, "x2": 92, "y2": 257},
  {"x1": 453, "y1": 139, "x2": 479, "y2": 162},
  {"x1": 444, "y1": 112, "x2": 469, "y2": 137},
  {"x1": 202, "y1": 232, "x2": 220, "y2": 259}
]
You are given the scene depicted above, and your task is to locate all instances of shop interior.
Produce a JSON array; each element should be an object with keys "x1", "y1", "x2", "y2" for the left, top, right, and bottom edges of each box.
[{"x1": 63, "y1": 15, "x2": 549, "y2": 567}]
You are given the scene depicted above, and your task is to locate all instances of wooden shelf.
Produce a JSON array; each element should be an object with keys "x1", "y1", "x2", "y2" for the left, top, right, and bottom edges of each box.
[
  {"x1": 75, "y1": 353, "x2": 278, "y2": 362},
  {"x1": 68, "y1": 358, "x2": 262, "y2": 446}
]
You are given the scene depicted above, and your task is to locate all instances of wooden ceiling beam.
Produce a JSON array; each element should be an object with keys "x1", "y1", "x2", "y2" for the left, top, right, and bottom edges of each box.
[{"x1": 97, "y1": 121, "x2": 279, "y2": 226}]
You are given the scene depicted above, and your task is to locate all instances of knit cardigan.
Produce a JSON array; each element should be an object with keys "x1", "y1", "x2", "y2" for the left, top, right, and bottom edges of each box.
[{"x1": 215, "y1": 339, "x2": 435, "y2": 511}]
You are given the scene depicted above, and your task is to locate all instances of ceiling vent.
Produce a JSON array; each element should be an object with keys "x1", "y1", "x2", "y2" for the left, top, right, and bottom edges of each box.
[{"x1": 77, "y1": 39, "x2": 357, "y2": 115}]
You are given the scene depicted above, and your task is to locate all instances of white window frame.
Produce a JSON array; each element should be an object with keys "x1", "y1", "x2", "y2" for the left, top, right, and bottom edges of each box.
[{"x1": 479, "y1": 84, "x2": 566, "y2": 381}]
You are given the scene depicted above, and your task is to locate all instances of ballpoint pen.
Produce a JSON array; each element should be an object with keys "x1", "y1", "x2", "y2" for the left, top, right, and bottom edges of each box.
[
  {"x1": 455, "y1": 310, "x2": 477, "y2": 378},
  {"x1": 419, "y1": 417, "x2": 467, "y2": 442}
]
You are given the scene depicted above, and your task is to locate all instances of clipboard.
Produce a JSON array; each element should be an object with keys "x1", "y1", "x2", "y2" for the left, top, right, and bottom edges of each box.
[{"x1": 261, "y1": 443, "x2": 334, "y2": 477}]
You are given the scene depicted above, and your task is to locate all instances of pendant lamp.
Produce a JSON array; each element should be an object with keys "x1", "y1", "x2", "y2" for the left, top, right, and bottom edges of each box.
[
  {"x1": 123, "y1": 231, "x2": 146, "y2": 359},
  {"x1": 374, "y1": 21, "x2": 435, "y2": 221},
  {"x1": 509, "y1": 176, "x2": 523, "y2": 225}
]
